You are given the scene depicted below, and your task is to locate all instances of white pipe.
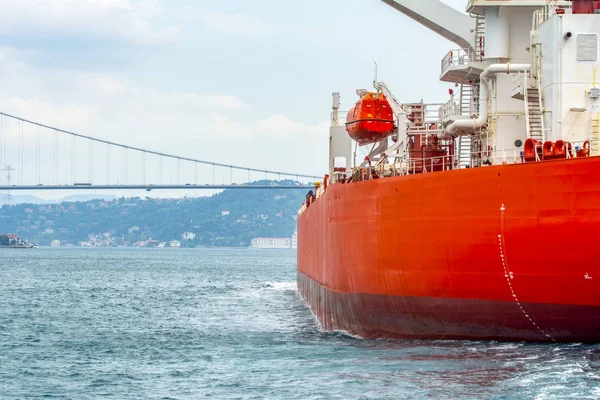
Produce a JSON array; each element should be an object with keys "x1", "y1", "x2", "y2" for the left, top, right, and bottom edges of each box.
[
  {"x1": 446, "y1": 63, "x2": 531, "y2": 135},
  {"x1": 557, "y1": 15, "x2": 564, "y2": 139}
]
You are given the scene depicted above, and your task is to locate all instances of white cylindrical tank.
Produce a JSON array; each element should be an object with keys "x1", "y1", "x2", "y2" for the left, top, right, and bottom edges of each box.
[
  {"x1": 334, "y1": 157, "x2": 346, "y2": 170},
  {"x1": 485, "y1": 7, "x2": 510, "y2": 59},
  {"x1": 329, "y1": 126, "x2": 352, "y2": 177},
  {"x1": 329, "y1": 93, "x2": 352, "y2": 178},
  {"x1": 332, "y1": 93, "x2": 340, "y2": 109}
]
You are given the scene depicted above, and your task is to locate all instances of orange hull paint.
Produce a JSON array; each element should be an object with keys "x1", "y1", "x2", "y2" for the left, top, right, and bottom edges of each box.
[{"x1": 297, "y1": 157, "x2": 600, "y2": 342}]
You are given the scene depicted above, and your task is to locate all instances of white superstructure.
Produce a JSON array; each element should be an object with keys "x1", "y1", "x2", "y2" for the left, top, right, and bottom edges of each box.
[
  {"x1": 329, "y1": 93, "x2": 353, "y2": 177},
  {"x1": 535, "y1": 7, "x2": 600, "y2": 144},
  {"x1": 402, "y1": 0, "x2": 599, "y2": 164},
  {"x1": 326, "y1": 1, "x2": 600, "y2": 177}
]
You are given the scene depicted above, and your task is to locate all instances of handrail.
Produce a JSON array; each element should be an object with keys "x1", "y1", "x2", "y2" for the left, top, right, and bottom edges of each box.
[
  {"x1": 512, "y1": 70, "x2": 525, "y2": 95},
  {"x1": 440, "y1": 48, "x2": 474, "y2": 76},
  {"x1": 533, "y1": 1, "x2": 573, "y2": 31},
  {"x1": 438, "y1": 98, "x2": 461, "y2": 120},
  {"x1": 332, "y1": 111, "x2": 348, "y2": 125},
  {"x1": 297, "y1": 138, "x2": 600, "y2": 216},
  {"x1": 355, "y1": 139, "x2": 600, "y2": 178},
  {"x1": 536, "y1": 72, "x2": 546, "y2": 140}
]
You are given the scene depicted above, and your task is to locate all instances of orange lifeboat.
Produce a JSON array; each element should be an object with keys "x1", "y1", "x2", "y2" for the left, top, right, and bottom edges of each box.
[{"x1": 345, "y1": 92, "x2": 395, "y2": 145}]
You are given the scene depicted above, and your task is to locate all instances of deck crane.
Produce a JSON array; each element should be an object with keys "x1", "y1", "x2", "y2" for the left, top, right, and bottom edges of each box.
[{"x1": 379, "y1": 0, "x2": 475, "y2": 51}]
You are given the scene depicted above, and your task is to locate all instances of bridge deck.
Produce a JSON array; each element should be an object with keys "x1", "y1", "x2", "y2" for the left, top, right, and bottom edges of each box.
[{"x1": 0, "y1": 184, "x2": 314, "y2": 191}]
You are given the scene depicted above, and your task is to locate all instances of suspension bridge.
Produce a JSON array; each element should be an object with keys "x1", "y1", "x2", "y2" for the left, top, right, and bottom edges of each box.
[{"x1": 0, "y1": 112, "x2": 320, "y2": 193}]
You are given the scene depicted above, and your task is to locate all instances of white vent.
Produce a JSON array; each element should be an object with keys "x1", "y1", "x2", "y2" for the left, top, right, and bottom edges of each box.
[
  {"x1": 334, "y1": 157, "x2": 346, "y2": 169},
  {"x1": 577, "y1": 34, "x2": 598, "y2": 61}
]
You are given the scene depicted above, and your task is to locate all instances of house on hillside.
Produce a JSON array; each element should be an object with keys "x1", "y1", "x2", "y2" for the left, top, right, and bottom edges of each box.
[
  {"x1": 250, "y1": 237, "x2": 292, "y2": 249},
  {"x1": 181, "y1": 232, "x2": 196, "y2": 240}
]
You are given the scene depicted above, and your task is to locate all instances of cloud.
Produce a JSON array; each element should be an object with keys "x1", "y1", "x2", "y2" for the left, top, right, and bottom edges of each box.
[
  {"x1": 0, "y1": 0, "x2": 179, "y2": 47},
  {"x1": 252, "y1": 115, "x2": 328, "y2": 138},
  {"x1": 198, "y1": 11, "x2": 280, "y2": 36},
  {"x1": 81, "y1": 76, "x2": 125, "y2": 94},
  {"x1": 0, "y1": 54, "x2": 325, "y2": 168},
  {"x1": 78, "y1": 76, "x2": 250, "y2": 113},
  {"x1": 0, "y1": 2, "x2": 336, "y2": 184},
  {"x1": 131, "y1": 90, "x2": 250, "y2": 114},
  {"x1": 7, "y1": 97, "x2": 100, "y2": 132}
]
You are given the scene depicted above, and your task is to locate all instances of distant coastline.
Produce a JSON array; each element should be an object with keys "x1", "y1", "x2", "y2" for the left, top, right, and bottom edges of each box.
[
  {"x1": 0, "y1": 180, "x2": 301, "y2": 248},
  {"x1": 0, "y1": 234, "x2": 39, "y2": 249}
]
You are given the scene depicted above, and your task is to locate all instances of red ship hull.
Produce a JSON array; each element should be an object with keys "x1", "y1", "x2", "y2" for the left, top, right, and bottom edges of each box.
[{"x1": 297, "y1": 157, "x2": 600, "y2": 342}]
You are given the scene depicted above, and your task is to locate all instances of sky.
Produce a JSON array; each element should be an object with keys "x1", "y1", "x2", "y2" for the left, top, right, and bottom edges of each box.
[{"x1": 0, "y1": 0, "x2": 468, "y2": 198}]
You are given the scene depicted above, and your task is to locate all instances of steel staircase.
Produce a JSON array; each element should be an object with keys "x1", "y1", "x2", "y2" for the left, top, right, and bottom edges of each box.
[
  {"x1": 593, "y1": 118, "x2": 600, "y2": 154},
  {"x1": 459, "y1": 84, "x2": 473, "y2": 116},
  {"x1": 524, "y1": 87, "x2": 544, "y2": 141},
  {"x1": 457, "y1": 135, "x2": 472, "y2": 168}
]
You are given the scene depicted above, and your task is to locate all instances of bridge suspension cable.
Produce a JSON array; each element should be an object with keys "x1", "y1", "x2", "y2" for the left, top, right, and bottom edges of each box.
[{"x1": 0, "y1": 111, "x2": 321, "y2": 180}]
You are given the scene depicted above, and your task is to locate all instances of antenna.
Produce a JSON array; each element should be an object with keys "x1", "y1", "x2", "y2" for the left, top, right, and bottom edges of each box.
[
  {"x1": 373, "y1": 59, "x2": 379, "y2": 86},
  {"x1": 374, "y1": 60, "x2": 382, "y2": 96},
  {"x1": 332, "y1": 93, "x2": 341, "y2": 127}
]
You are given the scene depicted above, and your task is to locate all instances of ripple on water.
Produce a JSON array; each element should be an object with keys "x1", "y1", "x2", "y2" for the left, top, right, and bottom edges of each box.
[{"x1": 1, "y1": 248, "x2": 599, "y2": 399}]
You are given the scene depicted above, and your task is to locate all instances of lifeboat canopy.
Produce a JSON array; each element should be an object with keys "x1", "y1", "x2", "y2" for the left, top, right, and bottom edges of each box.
[{"x1": 345, "y1": 92, "x2": 395, "y2": 145}]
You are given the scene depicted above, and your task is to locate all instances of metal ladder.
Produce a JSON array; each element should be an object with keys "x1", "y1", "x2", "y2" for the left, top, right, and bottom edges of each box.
[
  {"x1": 459, "y1": 84, "x2": 474, "y2": 116},
  {"x1": 474, "y1": 16, "x2": 485, "y2": 62},
  {"x1": 524, "y1": 87, "x2": 544, "y2": 141},
  {"x1": 593, "y1": 117, "x2": 600, "y2": 155},
  {"x1": 457, "y1": 135, "x2": 472, "y2": 168}
]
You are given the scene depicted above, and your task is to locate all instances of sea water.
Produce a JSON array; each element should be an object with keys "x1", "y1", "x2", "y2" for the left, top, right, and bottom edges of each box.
[{"x1": 1, "y1": 248, "x2": 599, "y2": 399}]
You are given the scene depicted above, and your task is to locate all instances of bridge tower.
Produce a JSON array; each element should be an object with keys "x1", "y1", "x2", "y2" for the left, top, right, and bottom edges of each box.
[{"x1": 1, "y1": 165, "x2": 14, "y2": 205}]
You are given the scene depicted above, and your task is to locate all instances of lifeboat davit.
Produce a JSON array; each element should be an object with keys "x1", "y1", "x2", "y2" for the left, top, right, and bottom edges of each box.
[{"x1": 345, "y1": 92, "x2": 395, "y2": 145}]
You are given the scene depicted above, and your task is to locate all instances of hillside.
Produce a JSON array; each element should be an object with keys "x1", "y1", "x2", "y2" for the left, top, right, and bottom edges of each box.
[
  {"x1": 0, "y1": 194, "x2": 118, "y2": 206},
  {"x1": 0, "y1": 180, "x2": 307, "y2": 247}
]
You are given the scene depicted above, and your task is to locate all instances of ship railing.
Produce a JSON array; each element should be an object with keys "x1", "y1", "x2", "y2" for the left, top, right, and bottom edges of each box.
[
  {"x1": 398, "y1": 147, "x2": 525, "y2": 175},
  {"x1": 533, "y1": 1, "x2": 572, "y2": 31},
  {"x1": 512, "y1": 70, "x2": 527, "y2": 96},
  {"x1": 400, "y1": 139, "x2": 600, "y2": 175},
  {"x1": 533, "y1": 6, "x2": 550, "y2": 30},
  {"x1": 339, "y1": 138, "x2": 600, "y2": 187},
  {"x1": 566, "y1": 139, "x2": 599, "y2": 158},
  {"x1": 406, "y1": 102, "x2": 445, "y2": 129},
  {"x1": 423, "y1": 103, "x2": 445, "y2": 124},
  {"x1": 440, "y1": 48, "x2": 473, "y2": 76},
  {"x1": 438, "y1": 98, "x2": 461, "y2": 120},
  {"x1": 332, "y1": 111, "x2": 348, "y2": 126},
  {"x1": 407, "y1": 156, "x2": 452, "y2": 175},
  {"x1": 487, "y1": 148, "x2": 523, "y2": 166},
  {"x1": 405, "y1": 129, "x2": 445, "y2": 136}
]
